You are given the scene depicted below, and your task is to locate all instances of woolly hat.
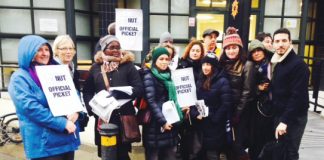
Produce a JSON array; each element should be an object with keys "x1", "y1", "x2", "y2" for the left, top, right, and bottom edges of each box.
[
  {"x1": 248, "y1": 40, "x2": 265, "y2": 53},
  {"x1": 107, "y1": 22, "x2": 116, "y2": 35},
  {"x1": 203, "y1": 29, "x2": 219, "y2": 38},
  {"x1": 152, "y1": 47, "x2": 170, "y2": 64},
  {"x1": 201, "y1": 53, "x2": 219, "y2": 68},
  {"x1": 159, "y1": 32, "x2": 173, "y2": 45},
  {"x1": 99, "y1": 35, "x2": 119, "y2": 51},
  {"x1": 222, "y1": 27, "x2": 243, "y2": 48}
]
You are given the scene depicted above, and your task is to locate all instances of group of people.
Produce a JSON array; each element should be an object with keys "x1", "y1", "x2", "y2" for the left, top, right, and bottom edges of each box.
[{"x1": 8, "y1": 23, "x2": 309, "y2": 160}]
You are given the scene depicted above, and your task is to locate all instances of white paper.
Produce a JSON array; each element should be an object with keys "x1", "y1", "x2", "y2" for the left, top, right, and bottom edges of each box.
[
  {"x1": 116, "y1": 9, "x2": 143, "y2": 51},
  {"x1": 89, "y1": 92, "x2": 120, "y2": 121},
  {"x1": 39, "y1": 19, "x2": 58, "y2": 32},
  {"x1": 171, "y1": 68, "x2": 197, "y2": 107},
  {"x1": 35, "y1": 65, "x2": 84, "y2": 116},
  {"x1": 195, "y1": 100, "x2": 209, "y2": 117},
  {"x1": 162, "y1": 101, "x2": 180, "y2": 124},
  {"x1": 109, "y1": 86, "x2": 133, "y2": 96}
]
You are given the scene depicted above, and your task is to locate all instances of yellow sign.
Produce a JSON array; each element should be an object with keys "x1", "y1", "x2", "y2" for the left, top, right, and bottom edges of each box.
[
  {"x1": 232, "y1": 0, "x2": 239, "y2": 19},
  {"x1": 101, "y1": 135, "x2": 117, "y2": 147}
]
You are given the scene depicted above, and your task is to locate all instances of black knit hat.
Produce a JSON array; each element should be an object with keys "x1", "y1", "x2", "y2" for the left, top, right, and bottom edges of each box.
[{"x1": 201, "y1": 53, "x2": 219, "y2": 68}]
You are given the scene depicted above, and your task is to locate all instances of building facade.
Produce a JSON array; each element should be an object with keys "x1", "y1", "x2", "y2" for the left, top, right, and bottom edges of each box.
[{"x1": 0, "y1": 0, "x2": 322, "y2": 88}]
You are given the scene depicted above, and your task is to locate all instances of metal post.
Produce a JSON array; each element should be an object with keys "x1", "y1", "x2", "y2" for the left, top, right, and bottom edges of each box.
[{"x1": 99, "y1": 123, "x2": 119, "y2": 160}]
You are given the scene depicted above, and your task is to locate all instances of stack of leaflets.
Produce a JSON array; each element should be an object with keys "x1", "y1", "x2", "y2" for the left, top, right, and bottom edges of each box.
[
  {"x1": 195, "y1": 100, "x2": 209, "y2": 117},
  {"x1": 89, "y1": 86, "x2": 133, "y2": 122}
]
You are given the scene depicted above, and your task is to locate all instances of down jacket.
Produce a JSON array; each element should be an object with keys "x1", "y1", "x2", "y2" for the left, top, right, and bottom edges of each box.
[
  {"x1": 190, "y1": 69, "x2": 232, "y2": 149},
  {"x1": 142, "y1": 69, "x2": 180, "y2": 148},
  {"x1": 8, "y1": 35, "x2": 80, "y2": 159}
]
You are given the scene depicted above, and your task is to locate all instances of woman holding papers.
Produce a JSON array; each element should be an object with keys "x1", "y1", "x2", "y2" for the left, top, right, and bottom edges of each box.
[
  {"x1": 219, "y1": 27, "x2": 256, "y2": 160},
  {"x1": 189, "y1": 53, "x2": 232, "y2": 160},
  {"x1": 83, "y1": 35, "x2": 143, "y2": 159},
  {"x1": 8, "y1": 35, "x2": 80, "y2": 160},
  {"x1": 53, "y1": 35, "x2": 88, "y2": 132},
  {"x1": 142, "y1": 47, "x2": 183, "y2": 160}
]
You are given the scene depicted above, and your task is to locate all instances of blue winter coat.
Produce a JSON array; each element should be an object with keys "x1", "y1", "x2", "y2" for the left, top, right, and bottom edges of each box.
[
  {"x1": 190, "y1": 68, "x2": 232, "y2": 149},
  {"x1": 8, "y1": 35, "x2": 80, "y2": 159}
]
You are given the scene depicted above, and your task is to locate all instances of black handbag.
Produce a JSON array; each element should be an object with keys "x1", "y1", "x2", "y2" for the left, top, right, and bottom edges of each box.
[{"x1": 258, "y1": 139, "x2": 287, "y2": 160}]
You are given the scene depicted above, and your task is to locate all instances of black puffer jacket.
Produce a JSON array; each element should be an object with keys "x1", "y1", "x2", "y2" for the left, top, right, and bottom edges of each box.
[
  {"x1": 190, "y1": 69, "x2": 232, "y2": 149},
  {"x1": 142, "y1": 69, "x2": 180, "y2": 148}
]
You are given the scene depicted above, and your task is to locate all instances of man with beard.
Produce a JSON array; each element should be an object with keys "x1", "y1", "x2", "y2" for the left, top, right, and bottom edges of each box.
[{"x1": 271, "y1": 28, "x2": 309, "y2": 160}]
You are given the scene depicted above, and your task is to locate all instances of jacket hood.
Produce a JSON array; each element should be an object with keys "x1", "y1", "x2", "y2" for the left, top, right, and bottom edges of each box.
[{"x1": 18, "y1": 35, "x2": 54, "y2": 70}]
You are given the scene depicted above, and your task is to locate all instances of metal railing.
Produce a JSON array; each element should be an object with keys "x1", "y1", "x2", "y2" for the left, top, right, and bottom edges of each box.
[{"x1": 302, "y1": 56, "x2": 324, "y2": 113}]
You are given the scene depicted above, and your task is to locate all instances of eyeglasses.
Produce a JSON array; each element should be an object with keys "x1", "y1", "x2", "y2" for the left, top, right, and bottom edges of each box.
[
  {"x1": 104, "y1": 46, "x2": 121, "y2": 51},
  {"x1": 58, "y1": 47, "x2": 75, "y2": 52}
]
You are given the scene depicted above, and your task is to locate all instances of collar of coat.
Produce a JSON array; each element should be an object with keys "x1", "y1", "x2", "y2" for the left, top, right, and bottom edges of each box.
[
  {"x1": 94, "y1": 50, "x2": 135, "y2": 64},
  {"x1": 271, "y1": 45, "x2": 293, "y2": 64}
]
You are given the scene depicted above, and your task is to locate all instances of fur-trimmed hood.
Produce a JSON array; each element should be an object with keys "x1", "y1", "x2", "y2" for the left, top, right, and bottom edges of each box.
[{"x1": 94, "y1": 50, "x2": 135, "y2": 64}]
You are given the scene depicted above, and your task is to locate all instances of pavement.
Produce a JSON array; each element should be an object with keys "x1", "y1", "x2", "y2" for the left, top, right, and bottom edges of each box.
[{"x1": 1, "y1": 91, "x2": 324, "y2": 160}]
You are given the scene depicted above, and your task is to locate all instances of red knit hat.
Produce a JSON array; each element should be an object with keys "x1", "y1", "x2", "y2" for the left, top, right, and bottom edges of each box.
[{"x1": 222, "y1": 27, "x2": 243, "y2": 48}]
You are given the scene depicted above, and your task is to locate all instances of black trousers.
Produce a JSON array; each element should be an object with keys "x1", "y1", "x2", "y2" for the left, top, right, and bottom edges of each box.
[
  {"x1": 274, "y1": 113, "x2": 307, "y2": 160},
  {"x1": 31, "y1": 151, "x2": 74, "y2": 160},
  {"x1": 145, "y1": 146, "x2": 177, "y2": 160}
]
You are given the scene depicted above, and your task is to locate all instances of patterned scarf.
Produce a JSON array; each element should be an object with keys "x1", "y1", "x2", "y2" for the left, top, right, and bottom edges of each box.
[
  {"x1": 101, "y1": 53, "x2": 123, "y2": 72},
  {"x1": 151, "y1": 67, "x2": 183, "y2": 121}
]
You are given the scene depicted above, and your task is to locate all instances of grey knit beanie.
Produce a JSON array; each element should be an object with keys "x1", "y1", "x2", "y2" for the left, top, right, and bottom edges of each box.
[
  {"x1": 159, "y1": 32, "x2": 173, "y2": 45},
  {"x1": 248, "y1": 39, "x2": 265, "y2": 53},
  {"x1": 99, "y1": 35, "x2": 119, "y2": 51}
]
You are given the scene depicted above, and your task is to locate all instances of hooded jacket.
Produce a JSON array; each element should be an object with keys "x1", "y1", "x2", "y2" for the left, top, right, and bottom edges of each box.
[{"x1": 8, "y1": 35, "x2": 80, "y2": 159}]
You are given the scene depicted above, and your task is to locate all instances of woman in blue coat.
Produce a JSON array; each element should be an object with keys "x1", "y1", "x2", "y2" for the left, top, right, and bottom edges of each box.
[
  {"x1": 8, "y1": 35, "x2": 80, "y2": 160},
  {"x1": 190, "y1": 53, "x2": 232, "y2": 160}
]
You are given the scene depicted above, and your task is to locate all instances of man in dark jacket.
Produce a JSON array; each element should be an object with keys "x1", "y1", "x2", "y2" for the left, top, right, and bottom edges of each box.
[{"x1": 271, "y1": 28, "x2": 309, "y2": 160}]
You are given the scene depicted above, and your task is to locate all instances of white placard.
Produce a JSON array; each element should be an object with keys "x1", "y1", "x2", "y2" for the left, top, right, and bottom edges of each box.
[
  {"x1": 36, "y1": 65, "x2": 84, "y2": 116},
  {"x1": 116, "y1": 9, "x2": 143, "y2": 51},
  {"x1": 39, "y1": 19, "x2": 58, "y2": 32},
  {"x1": 171, "y1": 68, "x2": 197, "y2": 107}
]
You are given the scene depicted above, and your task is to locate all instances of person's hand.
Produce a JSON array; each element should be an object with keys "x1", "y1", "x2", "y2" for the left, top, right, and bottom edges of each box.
[
  {"x1": 163, "y1": 123, "x2": 172, "y2": 131},
  {"x1": 196, "y1": 115, "x2": 203, "y2": 120},
  {"x1": 258, "y1": 82, "x2": 269, "y2": 91},
  {"x1": 275, "y1": 122, "x2": 287, "y2": 139},
  {"x1": 67, "y1": 112, "x2": 79, "y2": 123},
  {"x1": 65, "y1": 120, "x2": 76, "y2": 134},
  {"x1": 182, "y1": 106, "x2": 190, "y2": 119}
]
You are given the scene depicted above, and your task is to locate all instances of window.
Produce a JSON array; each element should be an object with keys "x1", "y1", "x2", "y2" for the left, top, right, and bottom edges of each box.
[
  {"x1": 196, "y1": 0, "x2": 227, "y2": 8},
  {"x1": 196, "y1": 14, "x2": 224, "y2": 41},
  {"x1": 263, "y1": 0, "x2": 302, "y2": 51},
  {"x1": 249, "y1": 15, "x2": 257, "y2": 40},
  {"x1": 149, "y1": 0, "x2": 190, "y2": 49},
  {"x1": 0, "y1": 9, "x2": 32, "y2": 34}
]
